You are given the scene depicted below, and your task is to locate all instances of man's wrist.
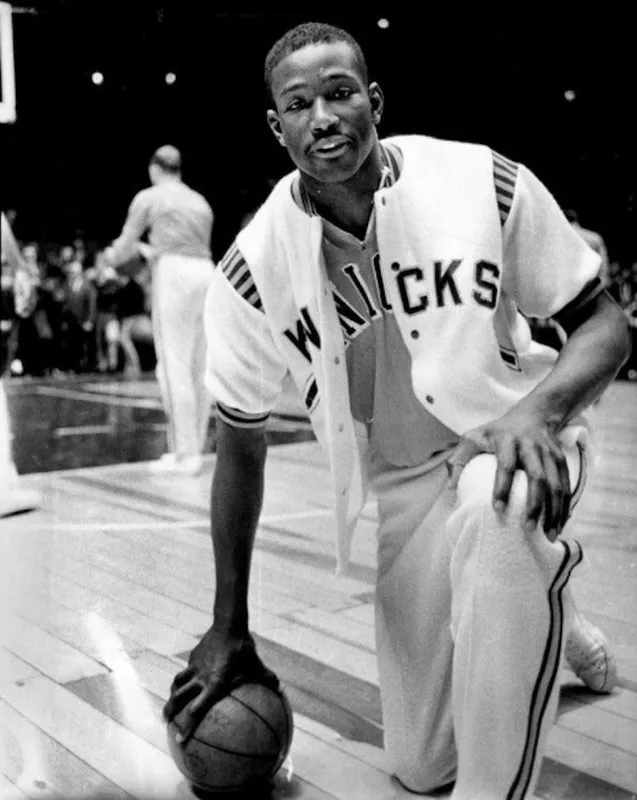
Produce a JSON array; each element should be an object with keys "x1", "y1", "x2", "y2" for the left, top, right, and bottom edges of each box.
[
  {"x1": 212, "y1": 608, "x2": 250, "y2": 638},
  {"x1": 506, "y1": 395, "x2": 567, "y2": 433}
]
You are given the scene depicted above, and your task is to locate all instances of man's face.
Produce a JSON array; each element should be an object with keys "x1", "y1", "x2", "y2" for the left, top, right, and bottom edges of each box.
[
  {"x1": 66, "y1": 261, "x2": 82, "y2": 280},
  {"x1": 60, "y1": 246, "x2": 74, "y2": 264},
  {"x1": 267, "y1": 41, "x2": 383, "y2": 184},
  {"x1": 22, "y1": 245, "x2": 38, "y2": 262}
]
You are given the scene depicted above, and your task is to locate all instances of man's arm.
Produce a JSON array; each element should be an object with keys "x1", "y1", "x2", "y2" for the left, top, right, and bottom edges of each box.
[
  {"x1": 525, "y1": 291, "x2": 630, "y2": 427},
  {"x1": 105, "y1": 193, "x2": 149, "y2": 266},
  {"x1": 211, "y1": 420, "x2": 267, "y2": 636},
  {"x1": 163, "y1": 419, "x2": 279, "y2": 742},
  {"x1": 449, "y1": 291, "x2": 631, "y2": 537}
]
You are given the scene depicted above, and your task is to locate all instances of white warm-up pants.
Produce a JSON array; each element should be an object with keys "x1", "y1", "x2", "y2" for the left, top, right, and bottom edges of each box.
[
  {"x1": 151, "y1": 254, "x2": 214, "y2": 460},
  {"x1": 370, "y1": 433, "x2": 587, "y2": 799}
]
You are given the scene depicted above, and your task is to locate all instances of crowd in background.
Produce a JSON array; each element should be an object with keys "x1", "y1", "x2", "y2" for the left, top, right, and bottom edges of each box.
[
  {"x1": 1, "y1": 232, "x2": 156, "y2": 380},
  {"x1": 2, "y1": 210, "x2": 637, "y2": 383}
]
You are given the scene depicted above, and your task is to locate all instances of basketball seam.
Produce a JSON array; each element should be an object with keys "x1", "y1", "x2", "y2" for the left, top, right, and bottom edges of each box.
[
  {"x1": 187, "y1": 734, "x2": 280, "y2": 760},
  {"x1": 229, "y1": 691, "x2": 283, "y2": 749}
]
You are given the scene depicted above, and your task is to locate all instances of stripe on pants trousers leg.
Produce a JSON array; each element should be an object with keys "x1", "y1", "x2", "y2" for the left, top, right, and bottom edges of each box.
[{"x1": 506, "y1": 539, "x2": 583, "y2": 800}]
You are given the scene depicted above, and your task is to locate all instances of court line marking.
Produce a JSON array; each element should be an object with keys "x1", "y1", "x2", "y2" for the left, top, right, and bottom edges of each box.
[
  {"x1": 24, "y1": 458, "x2": 216, "y2": 479},
  {"x1": 33, "y1": 385, "x2": 163, "y2": 410},
  {"x1": 55, "y1": 425, "x2": 115, "y2": 437},
  {"x1": 1, "y1": 509, "x2": 333, "y2": 532},
  {"x1": 32, "y1": 385, "x2": 313, "y2": 428}
]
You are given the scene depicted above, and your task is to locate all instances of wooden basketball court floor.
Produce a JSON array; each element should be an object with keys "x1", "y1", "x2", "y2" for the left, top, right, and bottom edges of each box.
[{"x1": 1, "y1": 375, "x2": 636, "y2": 800}]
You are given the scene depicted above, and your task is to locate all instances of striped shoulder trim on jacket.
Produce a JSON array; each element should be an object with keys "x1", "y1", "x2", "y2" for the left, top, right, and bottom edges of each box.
[
  {"x1": 217, "y1": 402, "x2": 270, "y2": 429},
  {"x1": 219, "y1": 242, "x2": 263, "y2": 312},
  {"x1": 492, "y1": 150, "x2": 519, "y2": 227}
]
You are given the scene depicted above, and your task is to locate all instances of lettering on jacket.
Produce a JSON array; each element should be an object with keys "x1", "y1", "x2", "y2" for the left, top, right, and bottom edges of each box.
[{"x1": 283, "y1": 257, "x2": 501, "y2": 362}]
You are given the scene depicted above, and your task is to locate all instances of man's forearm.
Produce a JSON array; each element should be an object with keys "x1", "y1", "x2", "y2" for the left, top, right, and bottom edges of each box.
[
  {"x1": 211, "y1": 421, "x2": 267, "y2": 637},
  {"x1": 519, "y1": 294, "x2": 631, "y2": 430}
]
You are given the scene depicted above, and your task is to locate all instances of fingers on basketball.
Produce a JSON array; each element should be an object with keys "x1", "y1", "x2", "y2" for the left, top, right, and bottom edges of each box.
[{"x1": 167, "y1": 681, "x2": 294, "y2": 794}]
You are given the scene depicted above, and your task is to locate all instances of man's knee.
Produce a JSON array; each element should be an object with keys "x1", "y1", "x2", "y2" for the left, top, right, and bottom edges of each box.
[{"x1": 455, "y1": 453, "x2": 530, "y2": 525}]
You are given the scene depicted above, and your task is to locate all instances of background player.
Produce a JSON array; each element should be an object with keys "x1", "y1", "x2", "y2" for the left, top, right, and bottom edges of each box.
[
  {"x1": 105, "y1": 145, "x2": 214, "y2": 474},
  {"x1": 163, "y1": 22, "x2": 631, "y2": 799}
]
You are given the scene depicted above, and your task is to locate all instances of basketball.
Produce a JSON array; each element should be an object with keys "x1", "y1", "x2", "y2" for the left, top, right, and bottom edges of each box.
[{"x1": 166, "y1": 682, "x2": 294, "y2": 794}]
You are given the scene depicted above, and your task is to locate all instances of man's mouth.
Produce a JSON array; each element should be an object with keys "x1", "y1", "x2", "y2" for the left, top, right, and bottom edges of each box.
[{"x1": 311, "y1": 137, "x2": 350, "y2": 158}]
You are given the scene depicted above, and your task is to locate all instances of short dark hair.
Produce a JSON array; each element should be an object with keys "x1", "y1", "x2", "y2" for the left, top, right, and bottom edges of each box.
[
  {"x1": 150, "y1": 145, "x2": 181, "y2": 174},
  {"x1": 264, "y1": 21, "x2": 369, "y2": 103}
]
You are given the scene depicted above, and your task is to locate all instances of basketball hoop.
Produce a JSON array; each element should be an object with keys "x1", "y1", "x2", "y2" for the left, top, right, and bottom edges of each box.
[{"x1": 0, "y1": 2, "x2": 16, "y2": 123}]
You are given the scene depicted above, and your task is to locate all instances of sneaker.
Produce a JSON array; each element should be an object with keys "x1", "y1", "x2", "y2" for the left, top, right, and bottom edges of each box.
[
  {"x1": 148, "y1": 454, "x2": 204, "y2": 476},
  {"x1": 564, "y1": 612, "x2": 618, "y2": 693},
  {"x1": 0, "y1": 487, "x2": 41, "y2": 518}
]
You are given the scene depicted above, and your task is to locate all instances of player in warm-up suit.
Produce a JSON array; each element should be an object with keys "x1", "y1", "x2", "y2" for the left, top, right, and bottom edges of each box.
[
  {"x1": 163, "y1": 24, "x2": 631, "y2": 799},
  {"x1": 1, "y1": 211, "x2": 41, "y2": 517},
  {"x1": 105, "y1": 146, "x2": 214, "y2": 474}
]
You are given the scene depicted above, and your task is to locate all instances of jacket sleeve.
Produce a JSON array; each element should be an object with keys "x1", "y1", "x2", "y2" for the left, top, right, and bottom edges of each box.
[
  {"x1": 204, "y1": 243, "x2": 288, "y2": 427},
  {"x1": 500, "y1": 163, "x2": 603, "y2": 319}
]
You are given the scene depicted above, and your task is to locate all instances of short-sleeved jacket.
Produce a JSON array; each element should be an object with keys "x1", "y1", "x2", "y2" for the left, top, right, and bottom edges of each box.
[{"x1": 204, "y1": 134, "x2": 602, "y2": 572}]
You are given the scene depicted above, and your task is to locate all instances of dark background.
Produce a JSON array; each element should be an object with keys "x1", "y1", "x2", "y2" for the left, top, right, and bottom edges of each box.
[{"x1": 1, "y1": 2, "x2": 635, "y2": 263}]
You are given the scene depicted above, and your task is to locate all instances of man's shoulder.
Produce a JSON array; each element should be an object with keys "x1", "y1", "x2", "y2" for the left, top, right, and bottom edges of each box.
[
  {"x1": 383, "y1": 133, "x2": 491, "y2": 158},
  {"x1": 130, "y1": 186, "x2": 154, "y2": 209},
  {"x1": 180, "y1": 181, "x2": 211, "y2": 203}
]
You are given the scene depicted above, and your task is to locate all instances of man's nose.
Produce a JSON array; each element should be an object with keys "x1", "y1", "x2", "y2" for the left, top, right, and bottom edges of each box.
[{"x1": 310, "y1": 97, "x2": 338, "y2": 133}]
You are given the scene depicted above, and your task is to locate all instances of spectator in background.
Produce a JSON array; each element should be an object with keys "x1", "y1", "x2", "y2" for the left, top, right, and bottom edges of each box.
[
  {"x1": 61, "y1": 259, "x2": 97, "y2": 373},
  {"x1": 58, "y1": 244, "x2": 76, "y2": 273},
  {"x1": 39, "y1": 252, "x2": 68, "y2": 376},
  {"x1": 1, "y1": 211, "x2": 41, "y2": 516},
  {"x1": 117, "y1": 267, "x2": 153, "y2": 378},
  {"x1": 93, "y1": 250, "x2": 123, "y2": 373},
  {"x1": 15, "y1": 243, "x2": 52, "y2": 377},
  {"x1": 73, "y1": 236, "x2": 87, "y2": 268}
]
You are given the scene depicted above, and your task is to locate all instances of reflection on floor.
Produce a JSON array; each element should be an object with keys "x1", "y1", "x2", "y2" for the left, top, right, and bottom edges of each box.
[
  {"x1": 7, "y1": 372, "x2": 314, "y2": 475},
  {"x1": 1, "y1": 375, "x2": 636, "y2": 799}
]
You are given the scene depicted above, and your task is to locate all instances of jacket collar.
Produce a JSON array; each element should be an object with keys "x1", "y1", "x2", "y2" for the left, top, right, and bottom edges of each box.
[{"x1": 291, "y1": 141, "x2": 403, "y2": 218}]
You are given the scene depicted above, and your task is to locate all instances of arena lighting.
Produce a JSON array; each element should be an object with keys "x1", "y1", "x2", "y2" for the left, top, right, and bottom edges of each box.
[
  {"x1": 165, "y1": 72, "x2": 176, "y2": 85},
  {"x1": 377, "y1": 18, "x2": 390, "y2": 29},
  {"x1": 564, "y1": 89, "x2": 576, "y2": 102},
  {"x1": 91, "y1": 71, "x2": 104, "y2": 85}
]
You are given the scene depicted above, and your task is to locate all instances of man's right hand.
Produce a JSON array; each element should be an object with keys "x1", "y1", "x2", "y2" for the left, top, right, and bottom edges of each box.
[{"x1": 162, "y1": 627, "x2": 280, "y2": 745}]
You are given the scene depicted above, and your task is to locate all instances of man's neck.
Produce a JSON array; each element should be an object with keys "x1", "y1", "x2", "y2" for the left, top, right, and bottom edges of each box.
[
  {"x1": 301, "y1": 141, "x2": 384, "y2": 239},
  {"x1": 155, "y1": 174, "x2": 181, "y2": 186}
]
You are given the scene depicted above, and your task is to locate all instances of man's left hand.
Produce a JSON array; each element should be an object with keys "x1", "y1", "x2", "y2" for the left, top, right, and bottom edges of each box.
[{"x1": 447, "y1": 410, "x2": 571, "y2": 541}]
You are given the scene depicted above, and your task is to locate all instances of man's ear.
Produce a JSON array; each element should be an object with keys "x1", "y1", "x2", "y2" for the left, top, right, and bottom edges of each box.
[
  {"x1": 368, "y1": 82, "x2": 384, "y2": 125},
  {"x1": 266, "y1": 110, "x2": 286, "y2": 148}
]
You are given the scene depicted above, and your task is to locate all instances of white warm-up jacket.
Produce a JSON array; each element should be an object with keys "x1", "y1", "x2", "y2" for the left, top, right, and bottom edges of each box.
[{"x1": 204, "y1": 134, "x2": 602, "y2": 572}]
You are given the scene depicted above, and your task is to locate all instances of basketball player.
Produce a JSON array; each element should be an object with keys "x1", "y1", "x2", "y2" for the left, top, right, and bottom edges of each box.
[
  {"x1": 1, "y1": 211, "x2": 41, "y2": 517},
  {"x1": 105, "y1": 146, "x2": 214, "y2": 474},
  {"x1": 163, "y1": 24, "x2": 631, "y2": 798}
]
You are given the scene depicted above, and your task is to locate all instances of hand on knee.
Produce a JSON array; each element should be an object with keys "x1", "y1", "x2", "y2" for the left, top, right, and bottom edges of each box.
[{"x1": 448, "y1": 418, "x2": 572, "y2": 542}]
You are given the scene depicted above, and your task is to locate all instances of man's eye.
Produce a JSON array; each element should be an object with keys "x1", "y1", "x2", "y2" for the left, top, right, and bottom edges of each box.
[
  {"x1": 332, "y1": 87, "x2": 353, "y2": 100},
  {"x1": 286, "y1": 99, "x2": 307, "y2": 112}
]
